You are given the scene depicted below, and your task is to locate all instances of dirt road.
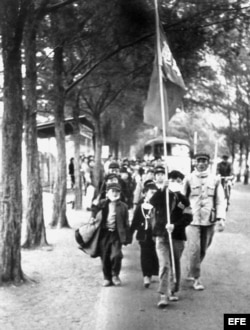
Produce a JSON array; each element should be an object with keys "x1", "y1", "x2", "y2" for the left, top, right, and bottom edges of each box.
[{"x1": 0, "y1": 183, "x2": 250, "y2": 330}]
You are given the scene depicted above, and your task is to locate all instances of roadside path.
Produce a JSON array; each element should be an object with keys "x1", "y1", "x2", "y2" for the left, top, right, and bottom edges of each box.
[
  {"x1": 0, "y1": 183, "x2": 250, "y2": 330},
  {"x1": 92, "y1": 183, "x2": 250, "y2": 330}
]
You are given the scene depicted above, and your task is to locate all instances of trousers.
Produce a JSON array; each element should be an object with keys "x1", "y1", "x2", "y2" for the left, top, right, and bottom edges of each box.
[
  {"x1": 139, "y1": 237, "x2": 158, "y2": 277},
  {"x1": 156, "y1": 236, "x2": 185, "y2": 295},
  {"x1": 186, "y1": 224, "x2": 215, "y2": 279},
  {"x1": 99, "y1": 229, "x2": 123, "y2": 280}
]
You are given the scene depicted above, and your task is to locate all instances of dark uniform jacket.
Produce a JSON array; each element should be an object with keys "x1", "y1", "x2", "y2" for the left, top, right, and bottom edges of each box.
[
  {"x1": 150, "y1": 189, "x2": 192, "y2": 240},
  {"x1": 130, "y1": 199, "x2": 155, "y2": 242},
  {"x1": 92, "y1": 199, "x2": 130, "y2": 245},
  {"x1": 217, "y1": 161, "x2": 232, "y2": 177}
]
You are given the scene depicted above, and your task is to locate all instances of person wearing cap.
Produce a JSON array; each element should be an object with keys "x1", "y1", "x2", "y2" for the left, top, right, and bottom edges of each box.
[
  {"x1": 95, "y1": 173, "x2": 121, "y2": 202},
  {"x1": 217, "y1": 155, "x2": 233, "y2": 179},
  {"x1": 154, "y1": 165, "x2": 166, "y2": 189},
  {"x1": 120, "y1": 166, "x2": 135, "y2": 209},
  {"x1": 167, "y1": 171, "x2": 193, "y2": 300},
  {"x1": 216, "y1": 155, "x2": 234, "y2": 210},
  {"x1": 150, "y1": 170, "x2": 193, "y2": 308},
  {"x1": 130, "y1": 180, "x2": 159, "y2": 288},
  {"x1": 91, "y1": 182, "x2": 130, "y2": 287},
  {"x1": 108, "y1": 161, "x2": 120, "y2": 174},
  {"x1": 133, "y1": 167, "x2": 154, "y2": 210},
  {"x1": 92, "y1": 163, "x2": 127, "y2": 208},
  {"x1": 183, "y1": 153, "x2": 226, "y2": 291},
  {"x1": 99, "y1": 161, "x2": 132, "y2": 208}
]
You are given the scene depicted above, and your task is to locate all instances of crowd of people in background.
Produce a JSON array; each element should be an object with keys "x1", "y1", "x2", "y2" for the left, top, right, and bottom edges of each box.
[{"x1": 74, "y1": 152, "x2": 243, "y2": 308}]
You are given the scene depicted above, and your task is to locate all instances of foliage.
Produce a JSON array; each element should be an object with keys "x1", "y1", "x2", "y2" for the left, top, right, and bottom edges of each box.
[
  {"x1": 1, "y1": 0, "x2": 250, "y2": 161},
  {"x1": 2, "y1": 0, "x2": 250, "y2": 283}
]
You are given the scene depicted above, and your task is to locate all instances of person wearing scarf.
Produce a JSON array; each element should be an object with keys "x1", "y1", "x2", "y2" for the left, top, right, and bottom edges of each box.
[
  {"x1": 183, "y1": 153, "x2": 226, "y2": 291},
  {"x1": 130, "y1": 180, "x2": 159, "y2": 288}
]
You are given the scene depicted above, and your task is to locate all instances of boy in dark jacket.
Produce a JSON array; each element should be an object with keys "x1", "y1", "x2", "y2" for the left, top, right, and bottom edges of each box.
[
  {"x1": 150, "y1": 169, "x2": 192, "y2": 308},
  {"x1": 92, "y1": 182, "x2": 130, "y2": 287}
]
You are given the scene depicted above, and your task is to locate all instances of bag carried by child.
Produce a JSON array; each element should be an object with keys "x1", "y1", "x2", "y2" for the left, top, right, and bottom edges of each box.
[{"x1": 75, "y1": 211, "x2": 102, "y2": 258}]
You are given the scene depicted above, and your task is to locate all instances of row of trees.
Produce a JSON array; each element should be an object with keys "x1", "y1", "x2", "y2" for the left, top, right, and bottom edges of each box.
[{"x1": 1, "y1": 0, "x2": 250, "y2": 284}]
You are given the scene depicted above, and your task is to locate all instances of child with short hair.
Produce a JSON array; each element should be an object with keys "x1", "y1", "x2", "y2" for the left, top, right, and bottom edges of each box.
[{"x1": 150, "y1": 170, "x2": 193, "y2": 307}]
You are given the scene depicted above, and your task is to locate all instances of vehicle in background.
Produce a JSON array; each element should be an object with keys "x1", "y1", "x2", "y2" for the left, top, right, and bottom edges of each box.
[{"x1": 143, "y1": 136, "x2": 191, "y2": 175}]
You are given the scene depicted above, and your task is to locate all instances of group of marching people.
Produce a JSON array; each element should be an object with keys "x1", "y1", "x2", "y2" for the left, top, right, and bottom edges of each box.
[{"x1": 89, "y1": 152, "x2": 226, "y2": 308}]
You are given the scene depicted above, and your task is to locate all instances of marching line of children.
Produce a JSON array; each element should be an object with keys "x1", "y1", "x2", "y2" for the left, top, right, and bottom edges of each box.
[{"x1": 88, "y1": 153, "x2": 226, "y2": 308}]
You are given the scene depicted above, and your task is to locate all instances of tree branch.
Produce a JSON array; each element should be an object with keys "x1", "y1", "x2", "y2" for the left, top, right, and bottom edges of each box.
[
  {"x1": 65, "y1": 33, "x2": 153, "y2": 95},
  {"x1": 44, "y1": 0, "x2": 77, "y2": 13}
]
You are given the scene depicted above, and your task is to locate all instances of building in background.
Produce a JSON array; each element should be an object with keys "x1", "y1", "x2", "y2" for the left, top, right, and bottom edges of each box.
[{"x1": 36, "y1": 115, "x2": 94, "y2": 190}]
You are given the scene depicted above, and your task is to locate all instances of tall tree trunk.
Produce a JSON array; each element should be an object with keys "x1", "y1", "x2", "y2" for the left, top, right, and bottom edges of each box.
[
  {"x1": 0, "y1": 0, "x2": 28, "y2": 284},
  {"x1": 237, "y1": 141, "x2": 243, "y2": 182},
  {"x1": 227, "y1": 107, "x2": 235, "y2": 162},
  {"x1": 245, "y1": 146, "x2": 249, "y2": 166},
  {"x1": 245, "y1": 105, "x2": 250, "y2": 166},
  {"x1": 93, "y1": 117, "x2": 103, "y2": 190},
  {"x1": 236, "y1": 114, "x2": 244, "y2": 182},
  {"x1": 22, "y1": 4, "x2": 48, "y2": 248},
  {"x1": 73, "y1": 103, "x2": 82, "y2": 209},
  {"x1": 113, "y1": 141, "x2": 119, "y2": 160},
  {"x1": 50, "y1": 16, "x2": 69, "y2": 228},
  {"x1": 231, "y1": 140, "x2": 236, "y2": 164}
]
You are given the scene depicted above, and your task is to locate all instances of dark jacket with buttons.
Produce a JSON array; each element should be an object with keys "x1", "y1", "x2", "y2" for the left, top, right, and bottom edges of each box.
[
  {"x1": 130, "y1": 199, "x2": 155, "y2": 242},
  {"x1": 92, "y1": 199, "x2": 130, "y2": 244},
  {"x1": 150, "y1": 189, "x2": 192, "y2": 240}
]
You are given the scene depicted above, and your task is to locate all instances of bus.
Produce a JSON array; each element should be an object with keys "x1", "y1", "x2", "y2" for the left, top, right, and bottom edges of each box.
[{"x1": 143, "y1": 136, "x2": 191, "y2": 175}]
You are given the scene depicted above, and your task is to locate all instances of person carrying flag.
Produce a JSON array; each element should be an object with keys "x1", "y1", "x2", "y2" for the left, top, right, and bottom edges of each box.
[
  {"x1": 142, "y1": 0, "x2": 187, "y2": 307},
  {"x1": 150, "y1": 167, "x2": 192, "y2": 308}
]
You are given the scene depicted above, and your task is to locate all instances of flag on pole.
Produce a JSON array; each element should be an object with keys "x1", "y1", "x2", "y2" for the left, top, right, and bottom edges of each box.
[{"x1": 144, "y1": 23, "x2": 186, "y2": 129}]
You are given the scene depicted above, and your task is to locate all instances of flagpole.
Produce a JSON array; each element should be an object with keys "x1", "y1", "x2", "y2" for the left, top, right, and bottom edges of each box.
[
  {"x1": 213, "y1": 140, "x2": 218, "y2": 175},
  {"x1": 154, "y1": 0, "x2": 176, "y2": 283},
  {"x1": 194, "y1": 131, "x2": 198, "y2": 155}
]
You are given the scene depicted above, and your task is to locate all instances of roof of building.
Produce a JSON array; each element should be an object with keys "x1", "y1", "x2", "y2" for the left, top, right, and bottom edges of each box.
[{"x1": 37, "y1": 115, "x2": 93, "y2": 139}]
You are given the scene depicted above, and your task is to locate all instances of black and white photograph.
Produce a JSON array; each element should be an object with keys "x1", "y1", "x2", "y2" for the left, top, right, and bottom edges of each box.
[{"x1": 0, "y1": 0, "x2": 250, "y2": 329}]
